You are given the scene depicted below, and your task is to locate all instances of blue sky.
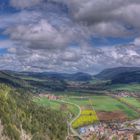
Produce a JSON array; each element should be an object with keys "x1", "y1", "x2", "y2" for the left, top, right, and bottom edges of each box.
[
  {"x1": 0, "y1": 0, "x2": 140, "y2": 73},
  {"x1": 0, "y1": 48, "x2": 7, "y2": 55}
]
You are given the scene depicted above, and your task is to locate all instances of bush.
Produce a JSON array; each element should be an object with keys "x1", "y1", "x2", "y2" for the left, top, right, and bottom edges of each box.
[{"x1": 4, "y1": 124, "x2": 20, "y2": 140}]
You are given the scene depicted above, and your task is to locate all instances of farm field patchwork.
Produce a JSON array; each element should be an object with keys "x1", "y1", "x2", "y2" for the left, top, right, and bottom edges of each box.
[
  {"x1": 34, "y1": 94, "x2": 140, "y2": 126},
  {"x1": 64, "y1": 95, "x2": 139, "y2": 119}
]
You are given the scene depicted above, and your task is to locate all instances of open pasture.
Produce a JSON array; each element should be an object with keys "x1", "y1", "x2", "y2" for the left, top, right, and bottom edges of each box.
[{"x1": 90, "y1": 96, "x2": 139, "y2": 119}]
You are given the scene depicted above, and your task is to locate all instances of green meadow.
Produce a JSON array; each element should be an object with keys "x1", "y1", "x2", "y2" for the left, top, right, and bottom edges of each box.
[{"x1": 91, "y1": 96, "x2": 139, "y2": 119}]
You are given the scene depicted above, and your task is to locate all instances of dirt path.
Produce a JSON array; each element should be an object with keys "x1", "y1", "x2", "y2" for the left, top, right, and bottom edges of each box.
[
  {"x1": 55, "y1": 100, "x2": 84, "y2": 140},
  {"x1": 51, "y1": 97, "x2": 100, "y2": 140}
]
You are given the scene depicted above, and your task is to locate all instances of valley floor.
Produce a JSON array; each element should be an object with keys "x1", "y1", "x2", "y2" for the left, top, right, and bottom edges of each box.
[{"x1": 34, "y1": 91, "x2": 140, "y2": 140}]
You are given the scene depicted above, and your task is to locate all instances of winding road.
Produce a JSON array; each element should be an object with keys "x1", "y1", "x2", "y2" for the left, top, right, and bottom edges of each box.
[
  {"x1": 52, "y1": 97, "x2": 99, "y2": 140},
  {"x1": 55, "y1": 100, "x2": 84, "y2": 140}
]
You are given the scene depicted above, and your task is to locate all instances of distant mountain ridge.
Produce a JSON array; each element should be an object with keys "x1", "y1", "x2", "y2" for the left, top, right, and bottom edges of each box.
[
  {"x1": 1, "y1": 67, "x2": 140, "y2": 89},
  {"x1": 21, "y1": 71, "x2": 92, "y2": 81},
  {"x1": 95, "y1": 67, "x2": 140, "y2": 79},
  {"x1": 95, "y1": 67, "x2": 140, "y2": 84}
]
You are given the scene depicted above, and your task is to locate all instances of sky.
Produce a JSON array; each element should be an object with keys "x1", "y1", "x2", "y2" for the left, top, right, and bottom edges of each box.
[{"x1": 0, "y1": 0, "x2": 140, "y2": 74}]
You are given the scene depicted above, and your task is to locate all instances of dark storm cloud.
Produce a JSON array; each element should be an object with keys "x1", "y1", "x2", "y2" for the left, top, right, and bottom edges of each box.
[
  {"x1": 63, "y1": 0, "x2": 140, "y2": 24},
  {"x1": 58, "y1": 0, "x2": 140, "y2": 37},
  {"x1": 4, "y1": 18, "x2": 88, "y2": 50}
]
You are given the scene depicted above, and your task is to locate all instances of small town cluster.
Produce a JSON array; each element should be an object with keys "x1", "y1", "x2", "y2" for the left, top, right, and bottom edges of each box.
[
  {"x1": 114, "y1": 92, "x2": 138, "y2": 98},
  {"x1": 78, "y1": 120, "x2": 140, "y2": 140}
]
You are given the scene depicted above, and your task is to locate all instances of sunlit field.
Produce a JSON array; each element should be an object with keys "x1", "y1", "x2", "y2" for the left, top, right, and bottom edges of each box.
[{"x1": 72, "y1": 109, "x2": 99, "y2": 128}]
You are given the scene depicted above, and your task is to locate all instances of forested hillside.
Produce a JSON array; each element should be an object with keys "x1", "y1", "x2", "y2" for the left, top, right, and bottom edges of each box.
[
  {"x1": 95, "y1": 67, "x2": 140, "y2": 81},
  {"x1": 94, "y1": 67, "x2": 140, "y2": 85},
  {"x1": 0, "y1": 84, "x2": 67, "y2": 140},
  {"x1": 0, "y1": 71, "x2": 67, "y2": 91}
]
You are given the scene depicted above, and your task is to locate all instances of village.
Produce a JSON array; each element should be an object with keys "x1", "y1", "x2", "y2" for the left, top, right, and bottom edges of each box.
[
  {"x1": 113, "y1": 91, "x2": 138, "y2": 98},
  {"x1": 77, "y1": 120, "x2": 140, "y2": 140},
  {"x1": 39, "y1": 93, "x2": 62, "y2": 100}
]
